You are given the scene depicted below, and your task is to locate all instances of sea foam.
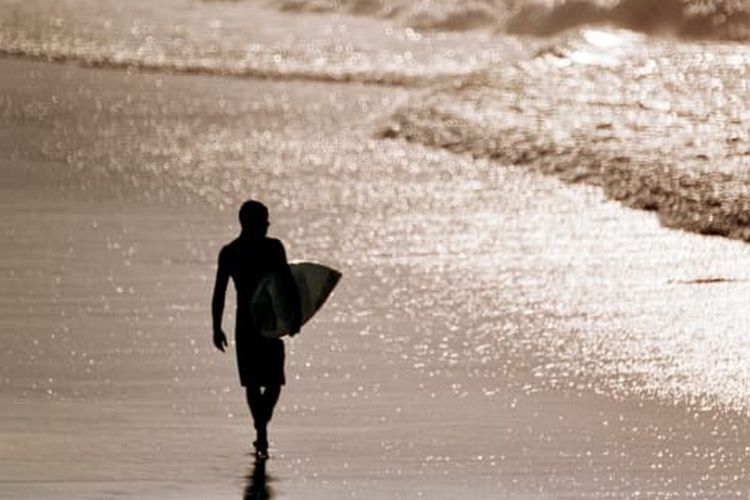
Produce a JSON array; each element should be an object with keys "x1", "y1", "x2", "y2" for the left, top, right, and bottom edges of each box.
[
  {"x1": 378, "y1": 28, "x2": 750, "y2": 241},
  {"x1": 266, "y1": 0, "x2": 750, "y2": 40}
]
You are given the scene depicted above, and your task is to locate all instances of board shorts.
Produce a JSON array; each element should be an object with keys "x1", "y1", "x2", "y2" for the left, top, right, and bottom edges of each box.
[{"x1": 235, "y1": 332, "x2": 286, "y2": 387}]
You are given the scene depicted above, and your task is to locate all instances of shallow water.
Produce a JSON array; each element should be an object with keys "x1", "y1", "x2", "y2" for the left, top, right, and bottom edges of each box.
[
  {"x1": 4, "y1": 57, "x2": 750, "y2": 497},
  {"x1": 3, "y1": 1, "x2": 750, "y2": 497},
  {"x1": 0, "y1": 0, "x2": 526, "y2": 85}
]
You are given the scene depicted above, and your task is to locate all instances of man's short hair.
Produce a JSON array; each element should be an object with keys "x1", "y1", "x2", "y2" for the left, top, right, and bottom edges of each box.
[{"x1": 239, "y1": 200, "x2": 269, "y2": 234}]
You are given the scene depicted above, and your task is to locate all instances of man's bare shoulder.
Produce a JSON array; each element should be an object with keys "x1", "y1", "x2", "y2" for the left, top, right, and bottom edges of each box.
[
  {"x1": 267, "y1": 237, "x2": 284, "y2": 249},
  {"x1": 219, "y1": 237, "x2": 283, "y2": 263},
  {"x1": 218, "y1": 238, "x2": 242, "y2": 264}
]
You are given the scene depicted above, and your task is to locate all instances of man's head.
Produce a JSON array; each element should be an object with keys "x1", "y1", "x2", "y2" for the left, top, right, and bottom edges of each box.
[{"x1": 239, "y1": 200, "x2": 269, "y2": 237}]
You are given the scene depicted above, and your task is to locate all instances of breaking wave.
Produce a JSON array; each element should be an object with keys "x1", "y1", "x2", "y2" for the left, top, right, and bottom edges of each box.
[
  {"x1": 507, "y1": 0, "x2": 750, "y2": 40},
  {"x1": 266, "y1": 0, "x2": 750, "y2": 40},
  {"x1": 272, "y1": 0, "x2": 504, "y2": 31}
]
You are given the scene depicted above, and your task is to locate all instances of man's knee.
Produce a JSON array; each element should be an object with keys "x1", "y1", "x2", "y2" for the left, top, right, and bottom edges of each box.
[{"x1": 264, "y1": 384, "x2": 281, "y2": 397}]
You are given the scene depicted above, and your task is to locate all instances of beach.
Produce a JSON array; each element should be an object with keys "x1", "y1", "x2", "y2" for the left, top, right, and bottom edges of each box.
[{"x1": 2, "y1": 1, "x2": 750, "y2": 498}]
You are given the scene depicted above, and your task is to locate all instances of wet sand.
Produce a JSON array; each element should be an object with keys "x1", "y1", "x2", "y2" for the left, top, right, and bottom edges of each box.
[{"x1": 3, "y1": 58, "x2": 750, "y2": 498}]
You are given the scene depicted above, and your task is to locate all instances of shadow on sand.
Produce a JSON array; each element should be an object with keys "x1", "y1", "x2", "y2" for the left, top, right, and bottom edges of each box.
[{"x1": 243, "y1": 457, "x2": 274, "y2": 500}]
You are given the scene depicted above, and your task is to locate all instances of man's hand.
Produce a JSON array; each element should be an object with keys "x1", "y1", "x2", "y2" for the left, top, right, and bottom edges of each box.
[{"x1": 213, "y1": 329, "x2": 228, "y2": 352}]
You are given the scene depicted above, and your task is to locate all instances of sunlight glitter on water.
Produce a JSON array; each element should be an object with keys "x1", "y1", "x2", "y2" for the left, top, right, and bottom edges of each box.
[
  {"x1": 0, "y1": 0, "x2": 527, "y2": 85},
  {"x1": 5, "y1": 49, "x2": 750, "y2": 418},
  {"x1": 4, "y1": 1, "x2": 750, "y2": 495}
]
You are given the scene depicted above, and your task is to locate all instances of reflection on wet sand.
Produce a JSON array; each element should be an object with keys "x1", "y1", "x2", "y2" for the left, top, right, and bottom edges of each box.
[{"x1": 243, "y1": 458, "x2": 273, "y2": 500}]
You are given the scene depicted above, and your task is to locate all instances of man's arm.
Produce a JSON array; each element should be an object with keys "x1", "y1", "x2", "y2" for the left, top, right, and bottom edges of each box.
[{"x1": 211, "y1": 249, "x2": 230, "y2": 352}]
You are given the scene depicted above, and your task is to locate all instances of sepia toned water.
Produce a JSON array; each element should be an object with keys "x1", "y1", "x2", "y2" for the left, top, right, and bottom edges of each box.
[{"x1": 2, "y1": 1, "x2": 750, "y2": 498}]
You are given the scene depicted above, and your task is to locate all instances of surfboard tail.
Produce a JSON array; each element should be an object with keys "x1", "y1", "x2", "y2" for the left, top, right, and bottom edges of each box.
[
  {"x1": 256, "y1": 262, "x2": 342, "y2": 338},
  {"x1": 290, "y1": 262, "x2": 342, "y2": 326},
  {"x1": 307, "y1": 270, "x2": 341, "y2": 324}
]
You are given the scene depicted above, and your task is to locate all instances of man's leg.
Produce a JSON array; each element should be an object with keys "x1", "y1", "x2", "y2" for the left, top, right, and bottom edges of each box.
[
  {"x1": 245, "y1": 384, "x2": 267, "y2": 449},
  {"x1": 245, "y1": 384, "x2": 282, "y2": 454},
  {"x1": 261, "y1": 384, "x2": 281, "y2": 426}
]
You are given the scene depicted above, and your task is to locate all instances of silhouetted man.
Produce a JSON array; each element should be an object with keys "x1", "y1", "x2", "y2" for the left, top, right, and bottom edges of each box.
[{"x1": 212, "y1": 200, "x2": 300, "y2": 459}]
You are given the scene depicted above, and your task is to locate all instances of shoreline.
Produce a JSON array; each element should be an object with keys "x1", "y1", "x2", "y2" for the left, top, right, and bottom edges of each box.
[
  {"x1": 378, "y1": 37, "x2": 750, "y2": 247},
  {"x1": 0, "y1": 51, "x2": 437, "y2": 88}
]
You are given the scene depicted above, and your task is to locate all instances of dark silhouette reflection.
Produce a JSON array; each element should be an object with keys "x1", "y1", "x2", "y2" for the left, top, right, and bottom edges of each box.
[{"x1": 243, "y1": 457, "x2": 274, "y2": 500}]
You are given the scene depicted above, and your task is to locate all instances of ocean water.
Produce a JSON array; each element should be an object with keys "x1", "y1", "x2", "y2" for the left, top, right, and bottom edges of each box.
[
  {"x1": 3, "y1": 0, "x2": 748, "y2": 235},
  {"x1": 3, "y1": 0, "x2": 750, "y2": 497}
]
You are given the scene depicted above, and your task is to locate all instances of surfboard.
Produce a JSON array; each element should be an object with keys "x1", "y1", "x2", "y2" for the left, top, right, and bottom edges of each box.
[{"x1": 252, "y1": 262, "x2": 341, "y2": 339}]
